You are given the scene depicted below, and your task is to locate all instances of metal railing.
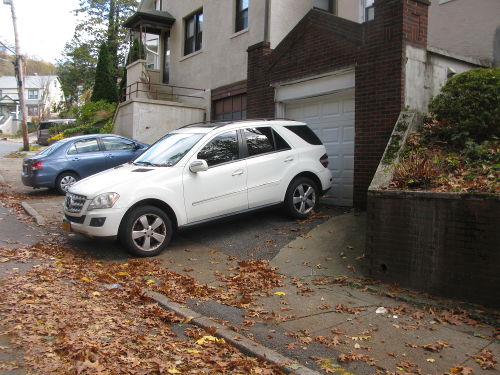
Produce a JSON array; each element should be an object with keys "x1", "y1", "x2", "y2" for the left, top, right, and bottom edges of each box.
[{"x1": 122, "y1": 81, "x2": 205, "y2": 104}]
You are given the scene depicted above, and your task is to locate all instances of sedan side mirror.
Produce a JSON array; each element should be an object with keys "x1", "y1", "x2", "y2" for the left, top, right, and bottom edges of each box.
[{"x1": 189, "y1": 159, "x2": 208, "y2": 173}]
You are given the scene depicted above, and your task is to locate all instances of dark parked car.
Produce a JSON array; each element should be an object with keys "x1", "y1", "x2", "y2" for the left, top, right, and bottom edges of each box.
[
  {"x1": 37, "y1": 119, "x2": 76, "y2": 146},
  {"x1": 22, "y1": 134, "x2": 148, "y2": 194}
]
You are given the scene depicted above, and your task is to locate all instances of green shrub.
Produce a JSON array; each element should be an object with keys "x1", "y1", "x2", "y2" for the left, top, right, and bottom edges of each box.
[
  {"x1": 428, "y1": 68, "x2": 500, "y2": 147},
  {"x1": 62, "y1": 125, "x2": 101, "y2": 137},
  {"x1": 74, "y1": 100, "x2": 116, "y2": 127},
  {"x1": 100, "y1": 119, "x2": 114, "y2": 134}
]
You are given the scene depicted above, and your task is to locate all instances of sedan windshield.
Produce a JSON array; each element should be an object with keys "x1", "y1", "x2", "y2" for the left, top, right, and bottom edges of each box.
[{"x1": 134, "y1": 133, "x2": 204, "y2": 167}]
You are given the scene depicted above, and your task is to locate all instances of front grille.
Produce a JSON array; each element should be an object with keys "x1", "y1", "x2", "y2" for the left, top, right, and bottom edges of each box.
[
  {"x1": 65, "y1": 193, "x2": 87, "y2": 214},
  {"x1": 65, "y1": 214, "x2": 86, "y2": 224}
]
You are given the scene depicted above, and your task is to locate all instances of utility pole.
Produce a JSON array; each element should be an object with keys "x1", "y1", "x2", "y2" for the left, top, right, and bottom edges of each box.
[{"x1": 3, "y1": 0, "x2": 29, "y2": 151}]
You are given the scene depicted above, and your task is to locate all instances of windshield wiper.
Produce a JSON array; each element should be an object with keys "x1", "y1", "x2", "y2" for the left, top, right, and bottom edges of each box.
[{"x1": 134, "y1": 161, "x2": 162, "y2": 167}]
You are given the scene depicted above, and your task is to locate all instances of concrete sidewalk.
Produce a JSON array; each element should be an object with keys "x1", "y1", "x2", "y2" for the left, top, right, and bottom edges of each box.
[
  {"x1": 1, "y1": 154, "x2": 498, "y2": 374},
  {"x1": 154, "y1": 213, "x2": 499, "y2": 374}
]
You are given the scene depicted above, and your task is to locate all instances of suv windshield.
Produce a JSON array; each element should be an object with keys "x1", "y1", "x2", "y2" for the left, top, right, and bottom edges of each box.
[{"x1": 134, "y1": 133, "x2": 204, "y2": 167}]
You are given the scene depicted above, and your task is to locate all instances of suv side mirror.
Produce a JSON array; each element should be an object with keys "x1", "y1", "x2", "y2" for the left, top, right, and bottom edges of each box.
[{"x1": 189, "y1": 160, "x2": 208, "y2": 173}]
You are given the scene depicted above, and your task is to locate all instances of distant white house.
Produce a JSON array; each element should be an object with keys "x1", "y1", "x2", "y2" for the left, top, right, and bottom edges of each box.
[{"x1": 0, "y1": 75, "x2": 65, "y2": 134}]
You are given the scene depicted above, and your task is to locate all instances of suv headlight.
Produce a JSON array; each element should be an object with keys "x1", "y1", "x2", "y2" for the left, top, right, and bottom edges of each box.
[{"x1": 88, "y1": 192, "x2": 120, "y2": 210}]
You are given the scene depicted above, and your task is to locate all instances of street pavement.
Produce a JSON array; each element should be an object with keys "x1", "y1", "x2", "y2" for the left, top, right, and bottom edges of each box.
[{"x1": 0, "y1": 145, "x2": 498, "y2": 374}]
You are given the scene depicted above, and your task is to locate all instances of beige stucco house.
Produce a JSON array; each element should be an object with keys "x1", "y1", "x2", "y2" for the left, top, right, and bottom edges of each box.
[{"x1": 115, "y1": 0, "x2": 499, "y2": 207}]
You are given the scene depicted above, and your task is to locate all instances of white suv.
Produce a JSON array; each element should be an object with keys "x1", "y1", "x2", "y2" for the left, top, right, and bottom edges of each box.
[{"x1": 63, "y1": 120, "x2": 332, "y2": 256}]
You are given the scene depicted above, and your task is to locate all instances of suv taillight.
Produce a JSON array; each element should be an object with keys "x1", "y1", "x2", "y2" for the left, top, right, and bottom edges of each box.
[
  {"x1": 320, "y1": 153, "x2": 329, "y2": 168},
  {"x1": 31, "y1": 161, "x2": 43, "y2": 170}
]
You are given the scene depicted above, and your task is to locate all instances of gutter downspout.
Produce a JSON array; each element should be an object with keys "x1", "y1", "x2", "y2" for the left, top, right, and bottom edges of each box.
[{"x1": 264, "y1": 0, "x2": 270, "y2": 44}]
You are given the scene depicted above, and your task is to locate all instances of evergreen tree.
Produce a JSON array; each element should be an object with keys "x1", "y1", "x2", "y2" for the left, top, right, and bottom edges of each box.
[
  {"x1": 91, "y1": 42, "x2": 118, "y2": 103},
  {"x1": 127, "y1": 37, "x2": 143, "y2": 65}
]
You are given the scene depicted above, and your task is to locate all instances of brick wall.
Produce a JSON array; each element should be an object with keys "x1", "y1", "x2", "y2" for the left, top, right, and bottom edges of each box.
[
  {"x1": 366, "y1": 191, "x2": 500, "y2": 308},
  {"x1": 247, "y1": 0, "x2": 430, "y2": 208}
]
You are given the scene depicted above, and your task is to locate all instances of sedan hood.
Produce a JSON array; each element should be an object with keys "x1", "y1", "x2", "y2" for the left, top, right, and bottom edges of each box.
[{"x1": 69, "y1": 163, "x2": 174, "y2": 198}]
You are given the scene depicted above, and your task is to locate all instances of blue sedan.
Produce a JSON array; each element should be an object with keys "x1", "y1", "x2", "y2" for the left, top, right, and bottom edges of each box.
[{"x1": 22, "y1": 134, "x2": 149, "y2": 194}]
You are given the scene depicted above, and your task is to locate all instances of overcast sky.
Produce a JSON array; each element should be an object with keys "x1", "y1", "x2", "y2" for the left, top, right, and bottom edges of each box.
[{"x1": 0, "y1": 0, "x2": 80, "y2": 63}]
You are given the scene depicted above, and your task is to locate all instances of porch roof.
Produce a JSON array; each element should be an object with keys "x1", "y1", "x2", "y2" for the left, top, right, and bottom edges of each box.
[{"x1": 123, "y1": 9, "x2": 175, "y2": 33}]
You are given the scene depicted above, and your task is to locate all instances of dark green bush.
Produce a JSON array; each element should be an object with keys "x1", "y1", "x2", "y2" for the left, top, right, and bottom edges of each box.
[{"x1": 428, "y1": 68, "x2": 500, "y2": 147}]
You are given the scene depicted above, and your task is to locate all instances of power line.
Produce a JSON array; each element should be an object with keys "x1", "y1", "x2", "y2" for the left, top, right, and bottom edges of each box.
[{"x1": 0, "y1": 39, "x2": 16, "y2": 54}]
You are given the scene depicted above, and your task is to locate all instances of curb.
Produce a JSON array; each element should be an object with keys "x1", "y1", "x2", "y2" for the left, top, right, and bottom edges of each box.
[
  {"x1": 145, "y1": 290, "x2": 322, "y2": 375},
  {"x1": 21, "y1": 201, "x2": 46, "y2": 226}
]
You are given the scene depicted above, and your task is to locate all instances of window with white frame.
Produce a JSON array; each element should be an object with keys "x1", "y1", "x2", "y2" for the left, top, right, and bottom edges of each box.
[
  {"x1": 314, "y1": 0, "x2": 337, "y2": 14},
  {"x1": 143, "y1": 33, "x2": 160, "y2": 70},
  {"x1": 28, "y1": 89, "x2": 39, "y2": 99},
  {"x1": 362, "y1": 0, "x2": 374, "y2": 22},
  {"x1": 184, "y1": 9, "x2": 203, "y2": 55},
  {"x1": 155, "y1": 0, "x2": 162, "y2": 11}
]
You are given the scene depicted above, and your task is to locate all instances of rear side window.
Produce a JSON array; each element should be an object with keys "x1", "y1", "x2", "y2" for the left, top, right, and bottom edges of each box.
[
  {"x1": 244, "y1": 127, "x2": 291, "y2": 157},
  {"x1": 285, "y1": 125, "x2": 322, "y2": 145},
  {"x1": 67, "y1": 138, "x2": 100, "y2": 154},
  {"x1": 39, "y1": 122, "x2": 53, "y2": 130}
]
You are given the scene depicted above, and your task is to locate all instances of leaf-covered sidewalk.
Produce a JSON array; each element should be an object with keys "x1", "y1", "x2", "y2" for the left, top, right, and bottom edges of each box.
[{"x1": 0, "y1": 240, "x2": 286, "y2": 374}]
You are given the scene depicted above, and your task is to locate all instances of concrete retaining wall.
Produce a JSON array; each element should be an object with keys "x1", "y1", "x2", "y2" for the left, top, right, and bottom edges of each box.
[
  {"x1": 114, "y1": 98, "x2": 205, "y2": 144},
  {"x1": 366, "y1": 190, "x2": 500, "y2": 308}
]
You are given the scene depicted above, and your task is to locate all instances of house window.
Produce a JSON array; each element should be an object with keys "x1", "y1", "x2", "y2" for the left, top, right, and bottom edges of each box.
[
  {"x1": 235, "y1": 0, "x2": 249, "y2": 32},
  {"x1": 184, "y1": 9, "x2": 203, "y2": 56},
  {"x1": 362, "y1": 0, "x2": 374, "y2": 22},
  {"x1": 27, "y1": 106, "x2": 38, "y2": 116},
  {"x1": 155, "y1": 0, "x2": 162, "y2": 11},
  {"x1": 213, "y1": 94, "x2": 247, "y2": 121},
  {"x1": 28, "y1": 89, "x2": 39, "y2": 99},
  {"x1": 143, "y1": 33, "x2": 160, "y2": 70},
  {"x1": 314, "y1": 0, "x2": 337, "y2": 14}
]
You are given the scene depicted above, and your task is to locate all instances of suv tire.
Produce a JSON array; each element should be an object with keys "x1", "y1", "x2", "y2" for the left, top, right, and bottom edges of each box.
[
  {"x1": 284, "y1": 177, "x2": 319, "y2": 219},
  {"x1": 56, "y1": 172, "x2": 79, "y2": 195},
  {"x1": 120, "y1": 205, "x2": 173, "y2": 257}
]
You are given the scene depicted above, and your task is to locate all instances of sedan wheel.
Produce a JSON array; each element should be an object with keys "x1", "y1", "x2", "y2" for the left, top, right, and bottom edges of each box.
[
  {"x1": 120, "y1": 205, "x2": 173, "y2": 257},
  {"x1": 56, "y1": 172, "x2": 79, "y2": 195},
  {"x1": 284, "y1": 177, "x2": 319, "y2": 219}
]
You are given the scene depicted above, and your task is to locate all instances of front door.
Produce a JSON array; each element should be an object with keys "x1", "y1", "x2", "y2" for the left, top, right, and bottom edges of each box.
[
  {"x1": 100, "y1": 136, "x2": 141, "y2": 168},
  {"x1": 182, "y1": 130, "x2": 248, "y2": 223}
]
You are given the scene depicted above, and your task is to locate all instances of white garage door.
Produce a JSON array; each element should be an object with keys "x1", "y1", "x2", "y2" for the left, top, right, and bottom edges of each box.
[{"x1": 285, "y1": 91, "x2": 355, "y2": 206}]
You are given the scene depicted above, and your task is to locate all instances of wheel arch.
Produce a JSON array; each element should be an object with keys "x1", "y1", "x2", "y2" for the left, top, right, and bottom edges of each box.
[
  {"x1": 118, "y1": 199, "x2": 179, "y2": 234},
  {"x1": 56, "y1": 170, "x2": 81, "y2": 180},
  {"x1": 285, "y1": 171, "x2": 322, "y2": 199}
]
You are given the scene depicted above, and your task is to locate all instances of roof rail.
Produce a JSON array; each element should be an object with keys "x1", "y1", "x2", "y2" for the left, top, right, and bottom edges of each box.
[{"x1": 180, "y1": 118, "x2": 299, "y2": 129}]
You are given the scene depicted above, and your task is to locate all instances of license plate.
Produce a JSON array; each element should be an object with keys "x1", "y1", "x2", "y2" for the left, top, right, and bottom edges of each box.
[{"x1": 61, "y1": 220, "x2": 71, "y2": 232}]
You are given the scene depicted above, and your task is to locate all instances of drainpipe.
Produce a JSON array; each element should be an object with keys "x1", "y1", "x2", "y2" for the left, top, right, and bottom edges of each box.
[{"x1": 264, "y1": 0, "x2": 270, "y2": 44}]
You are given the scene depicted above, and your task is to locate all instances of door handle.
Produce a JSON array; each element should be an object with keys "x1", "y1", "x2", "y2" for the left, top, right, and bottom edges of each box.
[
  {"x1": 284, "y1": 157, "x2": 294, "y2": 162},
  {"x1": 72, "y1": 157, "x2": 80, "y2": 161},
  {"x1": 107, "y1": 154, "x2": 114, "y2": 158},
  {"x1": 232, "y1": 169, "x2": 244, "y2": 176}
]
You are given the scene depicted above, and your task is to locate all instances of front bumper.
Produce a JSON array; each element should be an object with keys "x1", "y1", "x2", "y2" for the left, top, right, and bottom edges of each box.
[{"x1": 62, "y1": 207, "x2": 124, "y2": 238}]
